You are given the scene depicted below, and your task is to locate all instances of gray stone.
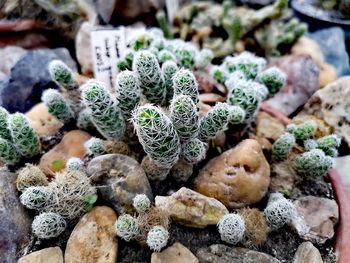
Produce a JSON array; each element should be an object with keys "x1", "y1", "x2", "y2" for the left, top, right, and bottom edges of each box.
[
  {"x1": 196, "y1": 244, "x2": 280, "y2": 263},
  {"x1": 0, "y1": 46, "x2": 27, "y2": 79},
  {"x1": 86, "y1": 154, "x2": 153, "y2": 213},
  {"x1": 0, "y1": 168, "x2": 32, "y2": 262},
  {"x1": 0, "y1": 48, "x2": 77, "y2": 113},
  {"x1": 309, "y1": 27, "x2": 350, "y2": 76},
  {"x1": 293, "y1": 242, "x2": 323, "y2": 263}
]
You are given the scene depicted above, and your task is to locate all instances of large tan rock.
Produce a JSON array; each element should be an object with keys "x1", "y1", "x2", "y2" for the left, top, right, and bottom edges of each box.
[
  {"x1": 293, "y1": 242, "x2": 323, "y2": 263},
  {"x1": 194, "y1": 139, "x2": 270, "y2": 208},
  {"x1": 301, "y1": 77, "x2": 350, "y2": 147},
  {"x1": 39, "y1": 130, "x2": 91, "y2": 176},
  {"x1": 151, "y1": 242, "x2": 198, "y2": 263},
  {"x1": 26, "y1": 103, "x2": 63, "y2": 138},
  {"x1": 155, "y1": 187, "x2": 228, "y2": 228},
  {"x1": 256, "y1": 112, "x2": 285, "y2": 141},
  {"x1": 18, "y1": 247, "x2": 63, "y2": 263},
  {"x1": 65, "y1": 206, "x2": 118, "y2": 263}
]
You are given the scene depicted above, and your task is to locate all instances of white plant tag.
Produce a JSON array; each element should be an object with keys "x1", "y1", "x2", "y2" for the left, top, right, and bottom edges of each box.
[{"x1": 90, "y1": 27, "x2": 126, "y2": 90}]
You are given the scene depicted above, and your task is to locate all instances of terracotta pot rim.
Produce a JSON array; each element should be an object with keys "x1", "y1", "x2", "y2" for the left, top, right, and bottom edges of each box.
[{"x1": 260, "y1": 103, "x2": 350, "y2": 263}]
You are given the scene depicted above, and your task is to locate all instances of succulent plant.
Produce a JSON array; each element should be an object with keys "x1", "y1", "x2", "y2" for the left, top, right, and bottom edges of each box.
[
  {"x1": 293, "y1": 149, "x2": 333, "y2": 177},
  {"x1": 198, "y1": 103, "x2": 232, "y2": 142},
  {"x1": 48, "y1": 60, "x2": 75, "y2": 90},
  {"x1": 0, "y1": 138, "x2": 20, "y2": 164},
  {"x1": 181, "y1": 139, "x2": 206, "y2": 164},
  {"x1": 66, "y1": 157, "x2": 84, "y2": 170},
  {"x1": 0, "y1": 107, "x2": 12, "y2": 141},
  {"x1": 264, "y1": 193, "x2": 294, "y2": 230},
  {"x1": 16, "y1": 164, "x2": 48, "y2": 192},
  {"x1": 229, "y1": 105, "x2": 246, "y2": 124},
  {"x1": 81, "y1": 80, "x2": 126, "y2": 140},
  {"x1": 133, "y1": 194, "x2": 151, "y2": 214},
  {"x1": 41, "y1": 89, "x2": 74, "y2": 123},
  {"x1": 132, "y1": 105, "x2": 181, "y2": 168},
  {"x1": 115, "y1": 214, "x2": 140, "y2": 241},
  {"x1": 158, "y1": 50, "x2": 176, "y2": 64},
  {"x1": 84, "y1": 137, "x2": 106, "y2": 155},
  {"x1": 170, "y1": 95, "x2": 199, "y2": 141},
  {"x1": 272, "y1": 133, "x2": 296, "y2": 161},
  {"x1": 32, "y1": 212, "x2": 67, "y2": 239},
  {"x1": 287, "y1": 121, "x2": 317, "y2": 141},
  {"x1": 174, "y1": 43, "x2": 197, "y2": 68},
  {"x1": 195, "y1": 48, "x2": 214, "y2": 69},
  {"x1": 257, "y1": 67, "x2": 286, "y2": 96},
  {"x1": 147, "y1": 225, "x2": 169, "y2": 251},
  {"x1": 315, "y1": 134, "x2": 341, "y2": 157},
  {"x1": 211, "y1": 66, "x2": 228, "y2": 84},
  {"x1": 172, "y1": 69, "x2": 199, "y2": 104},
  {"x1": 76, "y1": 109, "x2": 94, "y2": 130},
  {"x1": 8, "y1": 113, "x2": 41, "y2": 158},
  {"x1": 115, "y1": 71, "x2": 141, "y2": 117},
  {"x1": 218, "y1": 213, "x2": 245, "y2": 245},
  {"x1": 20, "y1": 186, "x2": 51, "y2": 210},
  {"x1": 162, "y1": 60, "x2": 179, "y2": 102}
]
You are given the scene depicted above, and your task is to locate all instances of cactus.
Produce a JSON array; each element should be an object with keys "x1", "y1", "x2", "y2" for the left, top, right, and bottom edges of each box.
[
  {"x1": 172, "y1": 69, "x2": 199, "y2": 104},
  {"x1": 132, "y1": 105, "x2": 181, "y2": 168},
  {"x1": 48, "y1": 60, "x2": 75, "y2": 90},
  {"x1": 66, "y1": 157, "x2": 84, "y2": 170},
  {"x1": 158, "y1": 50, "x2": 176, "y2": 64},
  {"x1": 84, "y1": 137, "x2": 106, "y2": 155},
  {"x1": 147, "y1": 226, "x2": 169, "y2": 251},
  {"x1": 264, "y1": 193, "x2": 294, "y2": 230},
  {"x1": 224, "y1": 71, "x2": 247, "y2": 91},
  {"x1": 81, "y1": 80, "x2": 126, "y2": 140},
  {"x1": 20, "y1": 186, "x2": 51, "y2": 210},
  {"x1": 115, "y1": 71, "x2": 141, "y2": 117},
  {"x1": 304, "y1": 139, "x2": 318, "y2": 152},
  {"x1": 0, "y1": 107, "x2": 12, "y2": 140},
  {"x1": 316, "y1": 134, "x2": 341, "y2": 157},
  {"x1": 258, "y1": 67, "x2": 286, "y2": 96},
  {"x1": 195, "y1": 48, "x2": 214, "y2": 69},
  {"x1": 0, "y1": 138, "x2": 20, "y2": 164},
  {"x1": 16, "y1": 164, "x2": 48, "y2": 192},
  {"x1": 117, "y1": 49, "x2": 134, "y2": 71},
  {"x1": 229, "y1": 105, "x2": 246, "y2": 124},
  {"x1": 170, "y1": 95, "x2": 199, "y2": 141},
  {"x1": 76, "y1": 109, "x2": 94, "y2": 130},
  {"x1": 174, "y1": 43, "x2": 196, "y2": 68},
  {"x1": 133, "y1": 50, "x2": 165, "y2": 104},
  {"x1": 8, "y1": 113, "x2": 40, "y2": 158},
  {"x1": 293, "y1": 149, "x2": 333, "y2": 177},
  {"x1": 198, "y1": 103, "x2": 232, "y2": 142},
  {"x1": 115, "y1": 214, "x2": 140, "y2": 241},
  {"x1": 181, "y1": 139, "x2": 206, "y2": 164},
  {"x1": 133, "y1": 194, "x2": 151, "y2": 214},
  {"x1": 162, "y1": 60, "x2": 178, "y2": 102},
  {"x1": 211, "y1": 66, "x2": 228, "y2": 84},
  {"x1": 41, "y1": 89, "x2": 74, "y2": 123},
  {"x1": 272, "y1": 133, "x2": 296, "y2": 161},
  {"x1": 287, "y1": 121, "x2": 317, "y2": 141},
  {"x1": 32, "y1": 212, "x2": 67, "y2": 239},
  {"x1": 217, "y1": 213, "x2": 245, "y2": 245}
]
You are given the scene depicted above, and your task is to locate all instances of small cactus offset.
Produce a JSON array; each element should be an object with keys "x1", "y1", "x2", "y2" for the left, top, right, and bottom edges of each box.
[
  {"x1": 229, "y1": 105, "x2": 246, "y2": 124},
  {"x1": 170, "y1": 95, "x2": 199, "y2": 141},
  {"x1": 147, "y1": 226, "x2": 169, "y2": 251},
  {"x1": 293, "y1": 149, "x2": 333, "y2": 177},
  {"x1": 0, "y1": 107, "x2": 12, "y2": 140},
  {"x1": 0, "y1": 138, "x2": 20, "y2": 164},
  {"x1": 41, "y1": 89, "x2": 74, "y2": 123},
  {"x1": 181, "y1": 139, "x2": 206, "y2": 164},
  {"x1": 8, "y1": 113, "x2": 41, "y2": 158},
  {"x1": 257, "y1": 67, "x2": 286, "y2": 96},
  {"x1": 272, "y1": 133, "x2": 296, "y2": 161},
  {"x1": 287, "y1": 121, "x2": 317, "y2": 141},
  {"x1": 195, "y1": 48, "x2": 214, "y2": 69},
  {"x1": 115, "y1": 71, "x2": 141, "y2": 117},
  {"x1": 48, "y1": 60, "x2": 75, "y2": 90},
  {"x1": 264, "y1": 193, "x2": 294, "y2": 230},
  {"x1": 32, "y1": 212, "x2": 67, "y2": 239},
  {"x1": 81, "y1": 80, "x2": 126, "y2": 140},
  {"x1": 217, "y1": 213, "x2": 245, "y2": 245},
  {"x1": 172, "y1": 69, "x2": 199, "y2": 104},
  {"x1": 76, "y1": 109, "x2": 94, "y2": 130},
  {"x1": 315, "y1": 134, "x2": 341, "y2": 157},
  {"x1": 133, "y1": 194, "x2": 151, "y2": 214},
  {"x1": 198, "y1": 103, "x2": 232, "y2": 142},
  {"x1": 161, "y1": 60, "x2": 178, "y2": 102},
  {"x1": 115, "y1": 214, "x2": 140, "y2": 241},
  {"x1": 174, "y1": 43, "x2": 197, "y2": 68},
  {"x1": 132, "y1": 105, "x2": 181, "y2": 168},
  {"x1": 20, "y1": 186, "x2": 52, "y2": 210},
  {"x1": 211, "y1": 66, "x2": 228, "y2": 84},
  {"x1": 132, "y1": 50, "x2": 165, "y2": 104},
  {"x1": 84, "y1": 137, "x2": 106, "y2": 155},
  {"x1": 16, "y1": 164, "x2": 48, "y2": 192},
  {"x1": 66, "y1": 157, "x2": 84, "y2": 170}
]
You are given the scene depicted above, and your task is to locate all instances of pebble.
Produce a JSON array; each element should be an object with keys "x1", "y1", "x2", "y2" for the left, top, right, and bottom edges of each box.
[
  {"x1": 151, "y1": 242, "x2": 198, "y2": 263},
  {"x1": 293, "y1": 242, "x2": 323, "y2": 263},
  {"x1": 18, "y1": 247, "x2": 63, "y2": 263}
]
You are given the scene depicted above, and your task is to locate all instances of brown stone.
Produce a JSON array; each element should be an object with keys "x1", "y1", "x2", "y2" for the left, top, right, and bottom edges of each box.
[
  {"x1": 18, "y1": 247, "x2": 63, "y2": 263},
  {"x1": 199, "y1": 93, "x2": 226, "y2": 104},
  {"x1": 155, "y1": 187, "x2": 228, "y2": 228},
  {"x1": 26, "y1": 103, "x2": 63, "y2": 138},
  {"x1": 270, "y1": 160, "x2": 298, "y2": 193},
  {"x1": 39, "y1": 130, "x2": 91, "y2": 176},
  {"x1": 65, "y1": 206, "x2": 118, "y2": 263},
  {"x1": 319, "y1": 63, "x2": 337, "y2": 88},
  {"x1": 256, "y1": 112, "x2": 285, "y2": 141},
  {"x1": 151, "y1": 242, "x2": 198, "y2": 263},
  {"x1": 293, "y1": 242, "x2": 323, "y2": 263},
  {"x1": 194, "y1": 139, "x2": 270, "y2": 208}
]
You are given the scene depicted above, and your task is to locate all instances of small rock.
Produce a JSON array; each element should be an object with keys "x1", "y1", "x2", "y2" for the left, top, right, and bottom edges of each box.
[
  {"x1": 270, "y1": 160, "x2": 298, "y2": 193},
  {"x1": 291, "y1": 36, "x2": 324, "y2": 67},
  {"x1": 293, "y1": 242, "x2": 323, "y2": 263},
  {"x1": 194, "y1": 139, "x2": 270, "y2": 209},
  {"x1": 199, "y1": 93, "x2": 226, "y2": 104},
  {"x1": 86, "y1": 154, "x2": 153, "y2": 213},
  {"x1": 256, "y1": 112, "x2": 285, "y2": 141},
  {"x1": 75, "y1": 22, "x2": 93, "y2": 76},
  {"x1": 155, "y1": 187, "x2": 228, "y2": 228},
  {"x1": 196, "y1": 244, "x2": 280, "y2": 263},
  {"x1": 25, "y1": 103, "x2": 63, "y2": 138},
  {"x1": 265, "y1": 54, "x2": 319, "y2": 116},
  {"x1": 301, "y1": 77, "x2": 350, "y2": 147},
  {"x1": 334, "y1": 155, "x2": 350, "y2": 194},
  {"x1": 0, "y1": 48, "x2": 77, "y2": 113},
  {"x1": 319, "y1": 63, "x2": 337, "y2": 88},
  {"x1": 0, "y1": 46, "x2": 27, "y2": 78},
  {"x1": 291, "y1": 196, "x2": 339, "y2": 244},
  {"x1": 65, "y1": 206, "x2": 118, "y2": 263},
  {"x1": 0, "y1": 168, "x2": 31, "y2": 263},
  {"x1": 18, "y1": 247, "x2": 63, "y2": 263},
  {"x1": 39, "y1": 130, "x2": 91, "y2": 176},
  {"x1": 309, "y1": 27, "x2": 350, "y2": 76},
  {"x1": 151, "y1": 242, "x2": 198, "y2": 263}
]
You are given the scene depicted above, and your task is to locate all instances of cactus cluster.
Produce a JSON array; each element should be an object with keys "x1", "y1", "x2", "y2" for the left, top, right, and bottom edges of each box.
[
  {"x1": 0, "y1": 107, "x2": 40, "y2": 164},
  {"x1": 272, "y1": 121, "x2": 340, "y2": 178},
  {"x1": 115, "y1": 195, "x2": 169, "y2": 251}
]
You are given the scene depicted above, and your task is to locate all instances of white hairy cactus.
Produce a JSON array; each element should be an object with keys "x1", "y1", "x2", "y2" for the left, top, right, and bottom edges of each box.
[
  {"x1": 20, "y1": 186, "x2": 51, "y2": 210},
  {"x1": 41, "y1": 89, "x2": 74, "y2": 123},
  {"x1": 115, "y1": 214, "x2": 140, "y2": 241},
  {"x1": 133, "y1": 194, "x2": 151, "y2": 214},
  {"x1": 66, "y1": 157, "x2": 84, "y2": 170},
  {"x1": 217, "y1": 213, "x2": 245, "y2": 245},
  {"x1": 147, "y1": 225, "x2": 169, "y2": 251},
  {"x1": 264, "y1": 193, "x2": 294, "y2": 230},
  {"x1": 172, "y1": 69, "x2": 199, "y2": 104},
  {"x1": 84, "y1": 137, "x2": 106, "y2": 155},
  {"x1": 32, "y1": 212, "x2": 67, "y2": 239}
]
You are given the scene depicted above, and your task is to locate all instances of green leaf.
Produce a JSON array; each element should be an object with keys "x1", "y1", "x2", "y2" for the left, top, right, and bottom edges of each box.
[
  {"x1": 84, "y1": 193, "x2": 98, "y2": 204},
  {"x1": 52, "y1": 159, "x2": 64, "y2": 170}
]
